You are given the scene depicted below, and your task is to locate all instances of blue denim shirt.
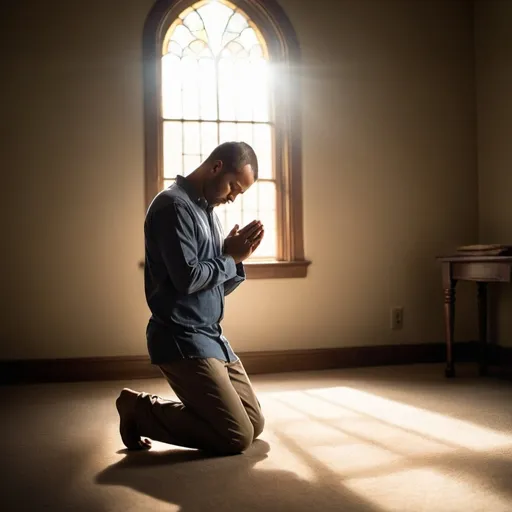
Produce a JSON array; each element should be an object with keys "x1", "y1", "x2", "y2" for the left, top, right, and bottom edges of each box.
[{"x1": 144, "y1": 176, "x2": 245, "y2": 364}]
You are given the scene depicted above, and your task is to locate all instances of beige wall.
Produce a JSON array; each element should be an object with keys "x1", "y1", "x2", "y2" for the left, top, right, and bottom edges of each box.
[
  {"x1": 475, "y1": 0, "x2": 512, "y2": 347},
  {"x1": 1, "y1": 0, "x2": 479, "y2": 360}
]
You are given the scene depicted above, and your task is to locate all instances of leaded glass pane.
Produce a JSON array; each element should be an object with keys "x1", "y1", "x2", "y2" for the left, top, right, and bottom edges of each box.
[{"x1": 163, "y1": 122, "x2": 183, "y2": 178}]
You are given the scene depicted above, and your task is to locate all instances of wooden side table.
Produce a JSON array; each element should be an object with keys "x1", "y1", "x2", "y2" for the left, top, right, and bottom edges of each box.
[{"x1": 436, "y1": 255, "x2": 512, "y2": 377}]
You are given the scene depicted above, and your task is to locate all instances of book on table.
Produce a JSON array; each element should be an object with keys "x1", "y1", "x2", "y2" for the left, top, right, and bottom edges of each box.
[{"x1": 456, "y1": 244, "x2": 512, "y2": 256}]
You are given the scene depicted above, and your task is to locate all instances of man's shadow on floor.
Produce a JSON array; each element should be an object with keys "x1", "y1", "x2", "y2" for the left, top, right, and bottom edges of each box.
[{"x1": 95, "y1": 440, "x2": 380, "y2": 512}]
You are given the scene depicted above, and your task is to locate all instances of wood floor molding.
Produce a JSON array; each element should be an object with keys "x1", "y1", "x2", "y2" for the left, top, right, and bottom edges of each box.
[{"x1": 0, "y1": 341, "x2": 490, "y2": 385}]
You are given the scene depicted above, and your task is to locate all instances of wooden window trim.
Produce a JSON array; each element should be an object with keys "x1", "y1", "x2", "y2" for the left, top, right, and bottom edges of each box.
[{"x1": 142, "y1": 0, "x2": 310, "y2": 279}]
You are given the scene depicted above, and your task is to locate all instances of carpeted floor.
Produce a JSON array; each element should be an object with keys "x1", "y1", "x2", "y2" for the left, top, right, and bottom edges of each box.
[{"x1": 2, "y1": 363, "x2": 512, "y2": 512}]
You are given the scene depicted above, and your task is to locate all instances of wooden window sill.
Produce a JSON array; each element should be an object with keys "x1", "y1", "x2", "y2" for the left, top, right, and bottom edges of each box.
[
  {"x1": 139, "y1": 260, "x2": 311, "y2": 279},
  {"x1": 242, "y1": 260, "x2": 311, "y2": 279}
]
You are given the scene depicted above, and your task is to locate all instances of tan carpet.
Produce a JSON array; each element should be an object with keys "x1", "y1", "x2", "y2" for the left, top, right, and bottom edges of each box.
[{"x1": 2, "y1": 363, "x2": 512, "y2": 511}]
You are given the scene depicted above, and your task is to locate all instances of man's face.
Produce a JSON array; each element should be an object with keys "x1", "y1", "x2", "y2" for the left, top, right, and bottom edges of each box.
[{"x1": 204, "y1": 162, "x2": 255, "y2": 207}]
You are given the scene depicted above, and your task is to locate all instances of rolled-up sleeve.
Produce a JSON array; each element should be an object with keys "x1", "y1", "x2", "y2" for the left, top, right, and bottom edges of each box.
[{"x1": 149, "y1": 201, "x2": 237, "y2": 295}]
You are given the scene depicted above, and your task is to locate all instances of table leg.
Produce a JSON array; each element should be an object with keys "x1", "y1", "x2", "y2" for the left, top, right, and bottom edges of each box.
[
  {"x1": 444, "y1": 281, "x2": 457, "y2": 378},
  {"x1": 477, "y1": 282, "x2": 488, "y2": 376}
]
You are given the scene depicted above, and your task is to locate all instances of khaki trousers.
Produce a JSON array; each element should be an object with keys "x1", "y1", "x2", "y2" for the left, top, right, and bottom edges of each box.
[{"x1": 133, "y1": 357, "x2": 265, "y2": 455}]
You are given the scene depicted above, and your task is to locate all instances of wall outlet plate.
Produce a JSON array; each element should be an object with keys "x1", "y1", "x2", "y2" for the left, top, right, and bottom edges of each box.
[{"x1": 391, "y1": 307, "x2": 404, "y2": 330}]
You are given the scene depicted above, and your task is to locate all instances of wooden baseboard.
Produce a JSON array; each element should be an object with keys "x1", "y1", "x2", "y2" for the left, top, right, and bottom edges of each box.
[
  {"x1": 497, "y1": 345, "x2": 512, "y2": 380},
  {"x1": 500, "y1": 345, "x2": 512, "y2": 364},
  {"x1": 0, "y1": 341, "x2": 489, "y2": 385}
]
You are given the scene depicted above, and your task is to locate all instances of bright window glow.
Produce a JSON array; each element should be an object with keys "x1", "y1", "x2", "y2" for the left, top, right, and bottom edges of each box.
[
  {"x1": 161, "y1": 0, "x2": 277, "y2": 259},
  {"x1": 306, "y1": 387, "x2": 512, "y2": 451},
  {"x1": 311, "y1": 443, "x2": 401, "y2": 475},
  {"x1": 259, "y1": 384, "x2": 512, "y2": 508}
]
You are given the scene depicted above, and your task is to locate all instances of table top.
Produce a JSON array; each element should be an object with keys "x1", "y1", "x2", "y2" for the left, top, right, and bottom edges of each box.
[{"x1": 437, "y1": 255, "x2": 512, "y2": 263}]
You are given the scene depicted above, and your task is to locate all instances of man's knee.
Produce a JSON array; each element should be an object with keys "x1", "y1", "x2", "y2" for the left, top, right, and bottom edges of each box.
[
  {"x1": 216, "y1": 423, "x2": 254, "y2": 455},
  {"x1": 218, "y1": 411, "x2": 265, "y2": 455},
  {"x1": 253, "y1": 412, "x2": 265, "y2": 440}
]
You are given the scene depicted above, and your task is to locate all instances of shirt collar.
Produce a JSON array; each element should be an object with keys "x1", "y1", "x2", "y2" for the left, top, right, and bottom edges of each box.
[{"x1": 176, "y1": 175, "x2": 211, "y2": 211}]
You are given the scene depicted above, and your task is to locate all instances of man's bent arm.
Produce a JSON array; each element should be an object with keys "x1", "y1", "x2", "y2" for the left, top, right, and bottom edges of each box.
[{"x1": 150, "y1": 202, "x2": 237, "y2": 295}]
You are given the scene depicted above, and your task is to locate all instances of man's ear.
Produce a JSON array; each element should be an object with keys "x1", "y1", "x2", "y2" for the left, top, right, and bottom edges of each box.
[{"x1": 212, "y1": 160, "x2": 223, "y2": 175}]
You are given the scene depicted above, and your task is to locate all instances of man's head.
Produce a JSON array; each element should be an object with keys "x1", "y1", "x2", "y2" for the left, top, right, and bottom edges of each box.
[{"x1": 200, "y1": 141, "x2": 258, "y2": 207}]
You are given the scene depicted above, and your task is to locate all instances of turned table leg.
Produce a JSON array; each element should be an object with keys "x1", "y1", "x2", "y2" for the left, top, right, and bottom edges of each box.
[
  {"x1": 477, "y1": 282, "x2": 489, "y2": 376},
  {"x1": 444, "y1": 280, "x2": 457, "y2": 378}
]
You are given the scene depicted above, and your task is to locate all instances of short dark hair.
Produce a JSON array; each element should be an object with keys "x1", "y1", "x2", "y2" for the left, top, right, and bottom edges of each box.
[{"x1": 206, "y1": 141, "x2": 258, "y2": 179}]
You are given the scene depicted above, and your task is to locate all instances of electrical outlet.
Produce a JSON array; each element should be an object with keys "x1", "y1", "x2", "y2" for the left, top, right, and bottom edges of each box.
[{"x1": 391, "y1": 307, "x2": 404, "y2": 330}]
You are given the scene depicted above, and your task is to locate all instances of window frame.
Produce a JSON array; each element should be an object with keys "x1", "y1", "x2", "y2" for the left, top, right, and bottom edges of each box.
[{"x1": 142, "y1": 0, "x2": 310, "y2": 278}]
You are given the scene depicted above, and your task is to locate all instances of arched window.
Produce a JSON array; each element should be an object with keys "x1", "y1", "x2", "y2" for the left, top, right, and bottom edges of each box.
[{"x1": 143, "y1": 0, "x2": 310, "y2": 278}]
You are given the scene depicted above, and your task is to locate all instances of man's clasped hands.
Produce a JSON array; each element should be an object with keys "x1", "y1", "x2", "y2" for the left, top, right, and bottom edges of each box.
[{"x1": 223, "y1": 220, "x2": 265, "y2": 264}]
